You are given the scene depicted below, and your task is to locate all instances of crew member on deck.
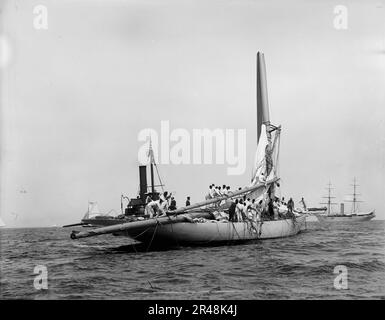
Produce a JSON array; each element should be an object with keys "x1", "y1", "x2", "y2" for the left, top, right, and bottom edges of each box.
[
  {"x1": 145, "y1": 199, "x2": 158, "y2": 218},
  {"x1": 229, "y1": 200, "x2": 237, "y2": 222},
  {"x1": 273, "y1": 198, "x2": 279, "y2": 220},
  {"x1": 300, "y1": 197, "x2": 307, "y2": 211},
  {"x1": 209, "y1": 185, "x2": 215, "y2": 198},
  {"x1": 256, "y1": 200, "x2": 263, "y2": 235},
  {"x1": 206, "y1": 185, "x2": 213, "y2": 201},
  {"x1": 241, "y1": 200, "x2": 249, "y2": 221},
  {"x1": 236, "y1": 199, "x2": 246, "y2": 221},
  {"x1": 169, "y1": 197, "x2": 177, "y2": 211},
  {"x1": 186, "y1": 196, "x2": 191, "y2": 206},
  {"x1": 248, "y1": 199, "x2": 256, "y2": 220},
  {"x1": 235, "y1": 199, "x2": 243, "y2": 222},
  {"x1": 287, "y1": 198, "x2": 294, "y2": 215},
  {"x1": 267, "y1": 198, "x2": 275, "y2": 220},
  {"x1": 157, "y1": 198, "x2": 168, "y2": 217},
  {"x1": 213, "y1": 186, "x2": 221, "y2": 207}
]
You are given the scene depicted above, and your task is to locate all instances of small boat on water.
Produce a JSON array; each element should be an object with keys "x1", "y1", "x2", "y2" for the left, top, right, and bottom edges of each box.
[
  {"x1": 69, "y1": 52, "x2": 307, "y2": 247},
  {"x1": 63, "y1": 201, "x2": 123, "y2": 228},
  {"x1": 315, "y1": 179, "x2": 375, "y2": 223}
]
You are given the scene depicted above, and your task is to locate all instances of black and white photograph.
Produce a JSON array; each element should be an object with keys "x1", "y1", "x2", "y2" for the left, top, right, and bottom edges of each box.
[{"x1": 0, "y1": 0, "x2": 384, "y2": 304}]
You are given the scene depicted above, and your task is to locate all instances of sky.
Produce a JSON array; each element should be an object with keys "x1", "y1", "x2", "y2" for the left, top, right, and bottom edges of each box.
[{"x1": 0, "y1": 0, "x2": 384, "y2": 227}]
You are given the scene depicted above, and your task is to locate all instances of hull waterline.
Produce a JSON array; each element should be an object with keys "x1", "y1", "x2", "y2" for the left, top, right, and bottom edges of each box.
[
  {"x1": 114, "y1": 216, "x2": 307, "y2": 247},
  {"x1": 315, "y1": 210, "x2": 375, "y2": 223}
]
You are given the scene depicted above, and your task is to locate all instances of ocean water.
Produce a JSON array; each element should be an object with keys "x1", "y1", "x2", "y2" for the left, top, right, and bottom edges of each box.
[{"x1": 0, "y1": 220, "x2": 384, "y2": 299}]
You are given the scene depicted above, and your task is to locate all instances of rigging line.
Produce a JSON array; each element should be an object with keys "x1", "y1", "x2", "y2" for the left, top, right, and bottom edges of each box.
[
  {"x1": 246, "y1": 218, "x2": 258, "y2": 235},
  {"x1": 226, "y1": 218, "x2": 233, "y2": 242},
  {"x1": 230, "y1": 220, "x2": 241, "y2": 240},
  {"x1": 258, "y1": 220, "x2": 263, "y2": 238},
  {"x1": 121, "y1": 221, "x2": 154, "y2": 253},
  {"x1": 169, "y1": 216, "x2": 180, "y2": 247},
  {"x1": 132, "y1": 225, "x2": 153, "y2": 240},
  {"x1": 130, "y1": 224, "x2": 156, "y2": 253},
  {"x1": 154, "y1": 164, "x2": 165, "y2": 193},
  {"x1": 212, "y1": 220, "x2": 221, "y2": 243},
  {"x1": 247, "y1": 216, "x2": 257, "y2": 232},
  {"x1": 247, "y1": 208, "x2": 260, "y2": 236},
  {"x1": 131, "y1": 241, "x2": 138, "y2": 254},
  {"x1": 146, "y1": 220, "x2": 159, "y2": 252},
  {"x1": 275, "y1": 131, "x2": 281, "y2": 176}
]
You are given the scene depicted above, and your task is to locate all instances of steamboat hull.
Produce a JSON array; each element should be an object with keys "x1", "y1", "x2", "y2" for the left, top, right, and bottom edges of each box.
[
  {"x1": 316, "y1": 211, "x2": 375, "y2": 223},
  {"x1": 81, "y1": 217, "x2": 128, "y2": 227},
  {"x1": 115, "y1": 216, "x2": 307, "y2": 247}
]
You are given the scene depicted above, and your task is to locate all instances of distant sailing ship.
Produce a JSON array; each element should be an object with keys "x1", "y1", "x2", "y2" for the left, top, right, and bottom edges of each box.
[
  {"x1": 316, "y1": 179, "x2": 375, "y2": 222},
  {"x1": 69, "y1": 52, "x2": 307, "y2": 247}
]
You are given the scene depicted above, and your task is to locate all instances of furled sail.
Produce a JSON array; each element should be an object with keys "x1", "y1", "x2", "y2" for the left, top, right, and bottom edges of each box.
[
  {"x1": 249, "y1": 52, "x2": 280, "y2": 201},
  {"x1": 256, "y1": 52, "x2": 270, "y2": 142},
  {"x1": 251, "y1": 125, "x2": 280, "y2": 183},
  {"x1": 251, "y1": 123, "x2": 268, "y2": 184}
]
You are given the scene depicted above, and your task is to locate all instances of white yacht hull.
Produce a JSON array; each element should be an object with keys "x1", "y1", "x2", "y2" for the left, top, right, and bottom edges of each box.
[{"x1": 117, "y1": 215, "x2": 307, "y2": 246}]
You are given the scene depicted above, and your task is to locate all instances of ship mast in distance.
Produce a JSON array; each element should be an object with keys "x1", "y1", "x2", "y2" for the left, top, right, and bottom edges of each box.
[
  {"x1": 320, "y1": 181, "x2": 337, "y2": 215},
  {"x1": 145, "y1": 137, "x2": 164, "y2": 198},
  {"x1": 346, "y1": 177, "x2": 363, "y2": 213}
]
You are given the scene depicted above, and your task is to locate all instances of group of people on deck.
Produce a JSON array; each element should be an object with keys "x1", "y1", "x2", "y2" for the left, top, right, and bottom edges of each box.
[
  {"x1": 228, "y1": 198, "x2": 262, "y2": 223},
  {"x1": 144, "y1": 183, "x2": 307, "y2": 222},
  {"x1": 226, "y1": 195, "x2": 294, "y2": 223},
  {"x1": 144, "y1": 191, "x2": 195, "y2": 218},
  {"x1": 144, "y1": 191, "x2": 177, "y2": 218},
  {"x1": 212, "y1": 192, "x2": 306, "y2": 223},
  {"x1": 206, "y1": 184, "x2": 232, "y2": 200}
]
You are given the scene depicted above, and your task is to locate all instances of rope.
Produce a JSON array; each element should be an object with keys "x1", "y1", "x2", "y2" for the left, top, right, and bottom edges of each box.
[
  {"x1": 154, "y1": 164, "x2": 164, "y2": 193},
  {"x1": 146, "y1": 220, "x2": 159, "y2": 252},
  {"x1": 275, "y1": 132, "x2": 281, "y2": 180},
  {"x1": 132, "y1": 225, "x2": 153, "y2": 240},
  {"x1": 169, "y1": 217, "x2": 180, "y2": 247},
  {"x1": 130, "y1": 224, "x2": 154, "y2": 253},
  {"x1": 230, "y1": 221, "x2": 241, "y2": 240},
  {"x1": 131, "y1": 242, "x2": 138, "y2": 253},
  {"x1": 245, "y1": 217, "x2": 258, "y2": 236}
]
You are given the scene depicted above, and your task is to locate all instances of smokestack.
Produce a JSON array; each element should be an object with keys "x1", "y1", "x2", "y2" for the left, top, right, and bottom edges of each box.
[{"x1": 139, "y1": 166, "x2": 147, "y2": 200}]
